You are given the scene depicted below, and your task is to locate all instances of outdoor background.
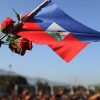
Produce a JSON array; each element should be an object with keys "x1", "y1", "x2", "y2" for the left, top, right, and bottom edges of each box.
[{"x1": 0, "y1": 0, "x2": 100, "y2": 86}]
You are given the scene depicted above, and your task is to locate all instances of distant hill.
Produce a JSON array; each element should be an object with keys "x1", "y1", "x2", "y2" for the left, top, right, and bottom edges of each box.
[
  {"x1": 0, "y1": 69, "x2": 69, "y2": 86},
  {"x1": 0, "y1": 69, "x2": 18, "y2": 76}
]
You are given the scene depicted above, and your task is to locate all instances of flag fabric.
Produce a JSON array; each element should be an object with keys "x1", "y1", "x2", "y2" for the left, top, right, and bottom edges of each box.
[{"x1": 16, "y1": 0, "x2": 100, "y2": 62}]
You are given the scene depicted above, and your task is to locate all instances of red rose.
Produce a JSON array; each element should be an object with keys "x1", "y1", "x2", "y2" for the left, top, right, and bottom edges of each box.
[
  {"x1": 9, "y1": 44, "x2": 26, "y2": 56},
  {"x1": 1, "y1": 17, "x2": 15, "y2": 33},
  {"x1": 9, "y1": 37, "x2": 32, "y2": 55},
  {"x1": 17, "y1": 37, "x2": 32, "y2": 50}
]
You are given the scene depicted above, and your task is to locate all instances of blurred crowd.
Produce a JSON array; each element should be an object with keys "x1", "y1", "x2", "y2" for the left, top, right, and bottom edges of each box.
[{"x1": 1, "y1": 85, "x2": 100, "y2": 100}]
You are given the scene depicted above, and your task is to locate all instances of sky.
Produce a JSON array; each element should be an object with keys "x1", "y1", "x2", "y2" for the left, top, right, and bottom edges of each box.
[{"x1": 0, "y1": 0, "x2": 100, "y2": 86}]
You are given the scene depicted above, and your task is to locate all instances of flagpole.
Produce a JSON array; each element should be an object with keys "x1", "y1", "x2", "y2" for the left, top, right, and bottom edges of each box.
[
  {"x1": 22, "y1": 0, "x2": 50, "y2": 22},
  {"x1": 0, "y1": 0, "x2": 50, "y2": 40}
]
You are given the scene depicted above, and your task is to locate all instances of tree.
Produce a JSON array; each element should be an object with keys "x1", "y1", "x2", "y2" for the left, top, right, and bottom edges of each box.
[{"x1": 0, "y1": 75, "x2": 28, "y2": 94}]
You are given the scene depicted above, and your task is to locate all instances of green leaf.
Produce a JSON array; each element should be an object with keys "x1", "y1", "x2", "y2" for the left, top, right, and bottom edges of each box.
[
  {"x1": 13, "y1": 9, "x2": 21, "y2": 22},
  {"x1": 0, "y1": 41, "x2": 4, "y2": 47}
]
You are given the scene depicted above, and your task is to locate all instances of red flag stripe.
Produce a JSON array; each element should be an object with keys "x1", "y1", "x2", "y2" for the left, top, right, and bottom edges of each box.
[
  {"x1": 49, "y1": 34, "x2": 89, "y2": 62},
  {"x1": 22, "y1": 19, "x2": 43, "y2": 31}
]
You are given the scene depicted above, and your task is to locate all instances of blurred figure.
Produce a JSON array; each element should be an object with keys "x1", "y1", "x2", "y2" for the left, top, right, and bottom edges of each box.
[
  {"x1": 1, "y1": 96, "x2": 7, "y2": 100},
  {"x1": 9, "y1": 90, "x2": 20, "y2": 100},
  {"x1": 89, "y1": 93, "x2": 100, "y2": 100},
  {"x1": 36, "y1": 90, "x2": 44, "y2": 100},
  {"x1": 50, "y1": 95, "x2": 55, "y2": 100},
  {"x1": 21, "y1": 89, "x2": 33, "y2": 100}
]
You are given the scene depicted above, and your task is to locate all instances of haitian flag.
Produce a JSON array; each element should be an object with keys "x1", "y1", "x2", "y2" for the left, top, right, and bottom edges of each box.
[{"x1": 16, "y1": 0, "x2": 100, "y2": 62}]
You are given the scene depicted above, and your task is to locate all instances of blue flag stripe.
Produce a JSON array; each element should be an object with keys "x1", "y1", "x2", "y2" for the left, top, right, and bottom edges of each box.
[{"x1": 32, "y1": 0, "x2": 100, "y2": 42}]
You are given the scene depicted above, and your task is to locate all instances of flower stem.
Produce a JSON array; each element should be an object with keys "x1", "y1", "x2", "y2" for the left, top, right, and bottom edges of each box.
[{"x1": 0, "y1": 34, "x2": 7, "y2": 40}]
